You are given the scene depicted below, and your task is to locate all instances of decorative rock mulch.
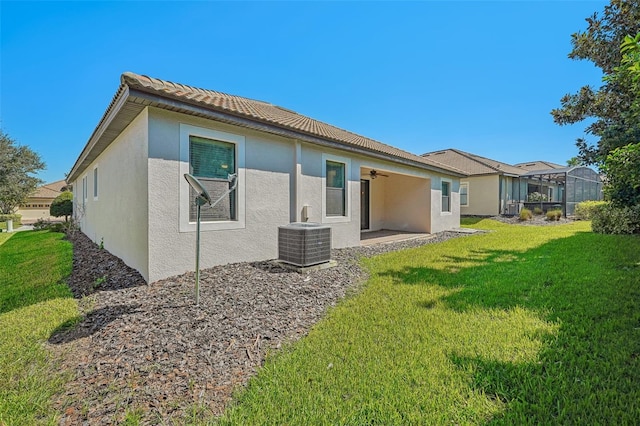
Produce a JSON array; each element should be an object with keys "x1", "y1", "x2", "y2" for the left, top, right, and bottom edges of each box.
[
  {"x1": 484, "y1": 215, "x2": 574, "y2": 226},
  {"x1": 49, "y1": 230, "x2": 467, "y2": 424}
]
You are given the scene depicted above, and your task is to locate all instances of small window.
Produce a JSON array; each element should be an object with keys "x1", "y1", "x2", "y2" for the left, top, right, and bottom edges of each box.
[
  {"x1": 442, "y1": 181, "x2": 451, "y2": 212},
  {"x1": 93, "y1": 167, "x2": 99, "y2": 199},
  {"x1": 460, "y1": 183, "x2": 468, "y2": 207},
  {"x1": 82, "y1": 176, "x2": 87, "y2": 209},
  {"x1": 189, "y1": 135, "x2": 236, "y2": 222},
  {"x1": 326, "y1": 160, "x2": 346, "y2": 216}
]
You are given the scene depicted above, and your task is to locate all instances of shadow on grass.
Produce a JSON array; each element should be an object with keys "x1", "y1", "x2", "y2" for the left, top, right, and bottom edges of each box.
[
  {"x1": 1, "y1": 229, "x2": 148, "y2": 316},
  {"x1": 460, "y1": 216, "x2": 489, "y2": 225},
  {"x1": 376, "y1": 231, "x2": 640, "y2": 423},
  {"x1": 48, "y1": 304, "x2": 142, "y2": 344}
]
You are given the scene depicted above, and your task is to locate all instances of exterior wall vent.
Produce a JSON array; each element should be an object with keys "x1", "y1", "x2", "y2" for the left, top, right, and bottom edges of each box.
[{"x1": 278, "y1": 223, "x2": 331, "y2": 267}]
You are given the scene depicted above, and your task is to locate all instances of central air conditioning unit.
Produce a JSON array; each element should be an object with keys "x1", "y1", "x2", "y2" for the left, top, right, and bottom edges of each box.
[{"x1": 278, "y1": 223, "x2": 331, "y2": 267}]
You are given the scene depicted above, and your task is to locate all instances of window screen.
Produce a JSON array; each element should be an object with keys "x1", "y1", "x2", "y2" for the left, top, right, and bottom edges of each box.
[
  {"x1": 190, "y1": 136, "x2": 235, "y2": 179},
  {"x1": 189, "y1": 135, "x2": 236, "y2": 221},
  {"x1": 442, "y1": 181, "x2": 451, "y2": 212},
  {"x1": 326, "y1": 160, "x2": 346, "y2": 216},
  {"x1": 460, "y1": 183, "x2": 468, "y2": 206}
]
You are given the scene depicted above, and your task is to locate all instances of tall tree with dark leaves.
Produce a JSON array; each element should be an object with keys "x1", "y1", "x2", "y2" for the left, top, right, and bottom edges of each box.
[
  {"x1": 0, "y1": 130, "x2": 45, "y2": 214},
  {"x1": 551, "y1": 0, "x2": 640, "y2": 165},
  {"x1": 601, "y1": 33, "x2": 640, "y2": 207}
]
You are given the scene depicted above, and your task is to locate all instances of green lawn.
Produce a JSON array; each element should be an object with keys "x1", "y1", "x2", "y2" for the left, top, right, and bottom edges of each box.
[
  {"x1": 0, "y1": 231, "x2": 79, "y2": 425},
  {"x1": 218, "y1": 219, "x2": 640, "y2": 424},
  {"x1": 0, "y1": 232, "x2": 12, "y2": 246}
]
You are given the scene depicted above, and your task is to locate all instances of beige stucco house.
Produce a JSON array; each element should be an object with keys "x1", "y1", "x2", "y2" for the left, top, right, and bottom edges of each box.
[
  {"x1": 16, "y1": 179, "x2": 68, "y2": 223},
  {"x1": 68, "y1": 72, "x2": 466, "y2": 283},
  {"x1": 421, "y1": 149, "x2": 565, "y2": 216}
]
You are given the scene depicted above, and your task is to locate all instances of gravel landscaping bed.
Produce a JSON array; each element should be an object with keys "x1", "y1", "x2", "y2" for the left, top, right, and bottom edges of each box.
[
  {"x1": 50, "y1": 230, "x2": 468, "y2": 425},
  {"x1": 478, "y1": 215, "x2": 575, "y2": 226}
]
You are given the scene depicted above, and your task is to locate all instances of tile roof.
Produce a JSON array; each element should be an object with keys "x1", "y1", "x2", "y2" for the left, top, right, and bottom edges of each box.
[
  {"x1": 31, "y1": 180, "x2": 68, "y2": 199},
  {"x1": 514, "y1": 160, "x2": 564, "y2": 171},
  {"x1": 421, "y1": 149, "x2": 525, "y2": 176},
  {"x1": 119, "y1": 72, "x2": 465, "y2": 176}
]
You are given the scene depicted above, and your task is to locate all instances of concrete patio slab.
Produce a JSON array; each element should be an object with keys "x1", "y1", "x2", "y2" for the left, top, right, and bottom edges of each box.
[{"x1": 360, "y1": 230, "x2": 435, "y2": 246}]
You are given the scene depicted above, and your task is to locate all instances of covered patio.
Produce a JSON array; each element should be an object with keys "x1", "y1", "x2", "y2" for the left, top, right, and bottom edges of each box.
[{"x1": 359, "y1": 167, "x2": 432, "y2": 236}]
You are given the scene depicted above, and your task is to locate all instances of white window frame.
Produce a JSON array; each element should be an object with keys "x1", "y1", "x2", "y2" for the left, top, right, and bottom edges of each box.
[
  {"x1": 179, "y1": 123, "x2": 246, "y2": 233},
  {"x1": 441, "y1": 178, "x2": 452, "y2": 215},
  {"x1": 322, "y1": 153, "x2": 351, "y2": 223},
  {"x1": 93, "y1": 165, "x2": 99, "y2": 200},
  {"x1": 460, "y1": 182, "x2": 469, "y2": 207}
]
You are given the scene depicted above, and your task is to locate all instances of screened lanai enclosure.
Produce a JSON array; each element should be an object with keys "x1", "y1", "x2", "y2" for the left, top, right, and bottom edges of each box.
[{"x1": 519, "y1": 166, "x2": 603, "y2": 216}]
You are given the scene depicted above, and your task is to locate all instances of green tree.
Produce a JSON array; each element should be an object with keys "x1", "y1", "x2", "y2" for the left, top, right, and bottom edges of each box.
[
  {"x1": 0, "y1": 130, "x2": 45, "y2": 214},
  {"x1": 601, "y1": 33, "x2": 640, "y2": 208},
  {"x1": 551, "y1": 0, "x2": 640, "y2": 165},
  {"x1": 566, "y1": 156, "x2": 583, "y2": 167},
  {"x1": 603, "y1": 143, "x2": 640, "y2": 206},
  {"x1": 50, "y1": 191, "x2": 73, "y2": 222}
]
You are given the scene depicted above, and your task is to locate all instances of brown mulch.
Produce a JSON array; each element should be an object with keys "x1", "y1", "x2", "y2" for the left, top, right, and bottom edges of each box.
[{"x1": 49, "y1": 229, "x2": 467, "y2": 425}]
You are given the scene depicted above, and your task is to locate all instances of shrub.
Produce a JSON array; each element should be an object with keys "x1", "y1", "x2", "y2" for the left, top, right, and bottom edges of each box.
[
  {"x1": 49, "y1": 223, "x2": 67, "y2": 233},
  {"x1": 602, "y1": 143, "x2": 640, "y2": 207},
  {"x1": 33, "y1": 218, "x2": 52, "y2": 230},
  {"x1": 50, "y1": 191, "x2": 73, "y2": 222},
  {"x1": 546, "y1": 209, "x2": 562, "y2": 221},
  {"x1": 528, "y1": 192, "x2": 548, "y2": 202},
  {"x1": 519, "y1": 208, "x2": 533, "y2": 221},
  {"x1": 591, "y1": 202, "x2": 640, "y2": 234},
  {"x1": 533, "y1": 207, "x2": 543, "y2": 215},
  {"x1": 575, "y1": 200, "x2": 608, "y2": 220},
  {"x1": 33, "y1": 219, "x2": 69, "y2": 233}
]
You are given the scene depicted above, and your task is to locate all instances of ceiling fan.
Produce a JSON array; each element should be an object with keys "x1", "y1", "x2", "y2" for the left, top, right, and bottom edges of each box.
[{"x1": 364, "y1": 169, "x2": 389, "y2": 179}]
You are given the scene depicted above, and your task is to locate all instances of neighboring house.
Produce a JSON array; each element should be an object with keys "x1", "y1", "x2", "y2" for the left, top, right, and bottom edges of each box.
[
  {"x1": 514, "y1": 160, "x2": 564, "y2": 171},
  {"x1": 67, "y1": 72, "x2": 466, "y2": 283},
  {"x1": 422, "y1": 149, "x2": 536, "y2": 216},
  {"x1": 16, "y1": 179, "x2": 68, "y2": 223},
  {"x1": 421, "y1": 149, "x2": 601, "y2": 216}
]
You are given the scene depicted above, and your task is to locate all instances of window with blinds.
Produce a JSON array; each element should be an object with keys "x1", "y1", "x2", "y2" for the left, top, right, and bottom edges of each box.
[
  {"x1": 189, "y1": 135, "x2": 236, "y2": 221},
  {"x1": 326, "y1": 160, "x2": 346, "y2": 216},
  {"x1": 460, "y1": 183, "x2": 468, "y2": 206},
  {"x1": 442, "y1": 181, "x2": 451, "y2": 212}
]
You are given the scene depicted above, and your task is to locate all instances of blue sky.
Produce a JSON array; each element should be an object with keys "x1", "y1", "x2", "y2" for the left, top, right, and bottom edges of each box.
[{"x1": 1, "y1": 1, "x2": 606, "y2": 183}]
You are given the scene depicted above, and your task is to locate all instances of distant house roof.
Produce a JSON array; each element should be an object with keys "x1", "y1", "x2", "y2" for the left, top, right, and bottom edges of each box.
[
  {"x1": 421, "y1": 149, "x2": 525, "y2": 177},
  {"x1": 31, "y1": 180, "x2": 68, "y2": 199},
  {"x1": 514, "y1": 160, "x2": 564, "y2": 171},
  {"x1": 68, "y1": 72, "x2": 466, "y2": 182}
]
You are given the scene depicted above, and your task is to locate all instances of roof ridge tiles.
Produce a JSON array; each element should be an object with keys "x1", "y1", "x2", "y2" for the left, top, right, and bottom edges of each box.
[
  {"x1": 122, "y1": 72, "x2": 272, "y2": 107},
  {"x1": 119, "y1": 72, "x2": 467, "y2": 176}
]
